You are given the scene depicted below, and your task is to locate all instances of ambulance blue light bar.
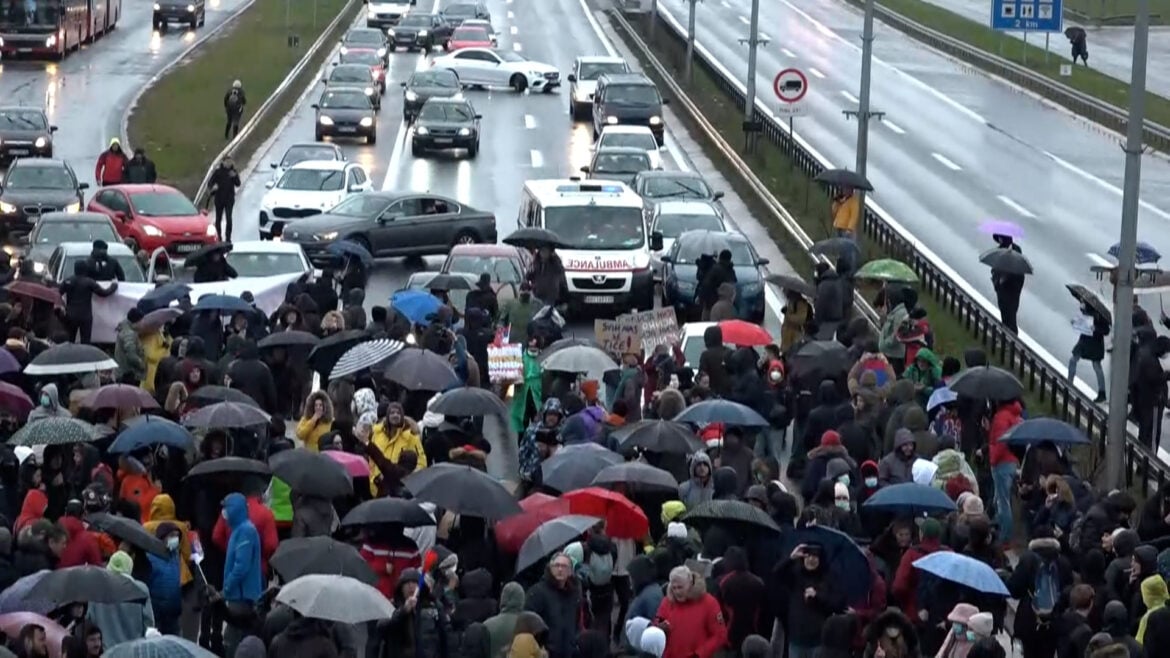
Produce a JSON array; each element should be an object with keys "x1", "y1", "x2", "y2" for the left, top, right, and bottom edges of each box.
[{"x1": 555, "y1": 183, "x2": 624, "y2": 194}]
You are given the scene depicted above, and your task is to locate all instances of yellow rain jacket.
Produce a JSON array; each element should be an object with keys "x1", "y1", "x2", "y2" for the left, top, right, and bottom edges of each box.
[
  {"x1": 141, "y1": 331, "x2": 172, "y2": 394},
  {"x1": 368, "y1": 421, "x2": 427, "y2": 496},
  {"x1": 832, "y1": 192, "x2": 860, "y2": 233},
  {"x1": 1138, "y1": 574, "x2": 1168, "y2": 644},
  {"x1": 143, "y1": 494, "x2": 193, "y2": 586}
]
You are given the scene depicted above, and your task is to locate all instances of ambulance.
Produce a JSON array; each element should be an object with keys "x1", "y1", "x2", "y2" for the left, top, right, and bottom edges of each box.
[{"x1": 517, "y1": 179, "x2": 660, "y2": 313}]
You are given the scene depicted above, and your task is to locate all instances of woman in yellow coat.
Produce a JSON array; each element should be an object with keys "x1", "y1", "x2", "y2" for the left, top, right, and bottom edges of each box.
[
  {"x1": 780, "y1": 290, "x2": 811, "y2": 351},
  {"x1": 140, "y1": 328, "x2": 172, "y2": 394},
  {"x1": 295, "y1": 391, "x2": 334, "y2": 452},
  {"x1": 366, "y1": 402, "x2": 426, "y2": 496}
]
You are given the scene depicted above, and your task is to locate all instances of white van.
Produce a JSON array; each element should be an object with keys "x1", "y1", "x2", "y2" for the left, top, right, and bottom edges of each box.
[{"x1": 517, "y1": 179, "x2": 658, "y2": 312}]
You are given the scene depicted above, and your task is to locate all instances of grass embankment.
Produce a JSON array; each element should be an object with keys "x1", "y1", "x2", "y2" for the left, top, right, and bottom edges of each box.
[
  {"x1": 1065, "y1": 0, "x2": 1170, "y2": 24},
  {"x1": 128, "y1": 0, "x2": 358, "y2": 197},
  {"x1": 868, "y1": 0, "x2": 1170, "y2": 128}
]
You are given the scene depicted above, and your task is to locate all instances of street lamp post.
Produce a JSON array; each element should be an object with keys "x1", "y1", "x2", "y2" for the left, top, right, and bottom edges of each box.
[
  {"x1": 684, "y1": 0, "x2": 700, "y2": 84},
  {"x1": 738, "y1": 0, "x2": 769, "y2": 153},
  {"x1": 1105, "y1": 0, "x2": 1151, "y2": 490},
  {"x1": 843, "y1": 0, "x2": 882, "y2": 209}
]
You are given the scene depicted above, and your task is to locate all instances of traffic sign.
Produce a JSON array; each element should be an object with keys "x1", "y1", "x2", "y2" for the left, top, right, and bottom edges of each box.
[
  {"x1": 990, "y1": 0, "x2": 1062, "y2": 32},
  {"x1": 773, "y1": 68, "x2": 808, "y2": 104}
]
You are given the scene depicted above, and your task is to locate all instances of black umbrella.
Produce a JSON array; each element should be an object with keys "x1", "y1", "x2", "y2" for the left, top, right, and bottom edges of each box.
[
  {"x1": 183, "y1": 401, "x2": 271, "y2": 429},
  {"x1": 24, "y1": 343, "x2": 117, "y2": 376},
  {"x1": 541, "y1": 444, "x2": 624, "y2": 493},
  {"x1": 948, "y1": 365, "x2": 1024, "y2": 401},
  {"x1": 138, "y1": 282, "x2": 192, "y2": 312},
  {"x1": 1066, "y1": 284, "x2": 1112, "y2": 324},
  {"x1": 341, "y1": 497, "x2": 437, "y2": 528},
  {"x1": 612, "y1": 420, "x2": 703, "y2": 454},
  {"x1": 516, "y1": 515, "x2": 601, "y2": 572},
  {"x1": 427, "y1": 273, "x2": 473, "y2": 291},
  {"x1": 181, "y1": 243, "x2": 233, "y2": 268},
  {"x1": 308, "y1": 330, "x2": 372, "y2": 377},
  {"x1": 188, "y1": 385, "x2": 260, "y2": 408},
  {"x1": 404, "y1": 463, "x2": 522, "y2": 519},
  {"x1": 430, "y1": 386, "x2": 509, "y2": 417},
  {"x1": 1000, "y1": 418, "x2": 1089, "y2": 447},
  {"x1": 810, "y1": 237, "x2": 862, "y2": 264},
  {"x1": 764, "y1": 273, "x2": 815, "y2": 298},
  {"x1": 681, "y1": 499, "x2": 781, "y2": 533},
  {"x1": 979, "y1": 248, "x2": 1033, "y2": 276},
  {"x1": 814, "y1": 168, "x2": 873, "y2": 191},
  {"x1": 673, "y1": 399, "x2": 770, "y2": 428},
  {"x1": 268, "y1": 449, "x2": 353, "y2": 498},
  {"x1": 503, "y1": 227, "x2": 566, "y2": 249},
  {"x1": 270, "y1": 537, "x2": 378, "y2": 586},
  {"x1": 384, "y1": 348, "x2": 460, "y2": 391},
  {"x1": 85, "y1": 513, "x2": 169, "y2": 558},
  {"x1": 788, "y1": 340, "x2": 852, "y2": 382},
  {"x1": 9, "y1": 417, "x2": 98, "y2": 447},
  {"x1": 186, "y1": 457, "x2": 271, "y2": 479},
  {"x1": 591, "y1": 462, "x2": 679, "y2": 494},
  {"x1": 27, "y1": 566, "x2": 148, "y2": 604},
  {"x1": 258, "y1": 330, "x2": 320, "y2": 350}
]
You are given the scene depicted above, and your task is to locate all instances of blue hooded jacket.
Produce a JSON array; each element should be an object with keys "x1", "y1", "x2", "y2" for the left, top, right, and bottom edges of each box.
[
  {"x1": 146, "y1": 551, "x2": 183, "y2": 617},
  {"x1": 222, "y1": 493, "x2": 263, "y2": 604}
]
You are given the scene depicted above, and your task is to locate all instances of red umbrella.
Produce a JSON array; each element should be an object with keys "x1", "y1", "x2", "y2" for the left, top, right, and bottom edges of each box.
[
  {"x1": 562, "y1": 487, "x2": 648, "y2": 540},
  {"x1": 717, "y1": 319, "x2": 773, "y2": 347},
  {"x1": 0, "y1": 612, "x2": 66, "y2": 658},
  {"x1": 85, "y1": 384, "x2": 160, "y2": 411},
  {"x1": 495, "y1": 493, "x2": 570, "y2": 553},
  {"x1": 0, "y1": 381, "x2": 33, "y2": 420},
  {"x1": 5, "y1": 281, "x2": 62, "y2": 307}
]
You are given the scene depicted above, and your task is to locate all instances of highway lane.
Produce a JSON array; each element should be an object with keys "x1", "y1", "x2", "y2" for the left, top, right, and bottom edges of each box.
[
  {"x1": 0, "y1": 0, "x2": 250, "y2": 188},
  {"x1": 658, "y1": 0, "x2": 1170, "y2": 406}
]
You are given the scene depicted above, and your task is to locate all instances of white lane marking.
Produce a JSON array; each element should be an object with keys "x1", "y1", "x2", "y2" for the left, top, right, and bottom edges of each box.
[
  {"x1": 381, "y1": 53, "x2": 433, "y2": 191},
  {"x1": 513, "y1": 41, "x2": 522, "y2": 51},
  {"x1": 884, "y1": 120, "x2": 905, "y2": 134},
  {"x1": 839, "y1": 90, "x2": 858, "y2": 103},
  {"x1": 1086, "y1": 252, "x2": 1115, "y2": 268},
  {"x1": 808, "y1": 67, "x2": 825, "y2": 79},
  {"x1": 524, "y1": 114, "x2": 536, "y2": 129},
  {"x1": 510, "y1": 25, "x2": 517, "y2": 35},
  {"x1": 931, "y1": 153, "x2": 961, "y2": 170},
  {"x1": 720, "y1": 0, "x2": 730, "y2": 6},
  {"x1": 759, "y1": 32, "x2": 770, "y2": 42},
  {"x1": 781, "y1": 47, "x2": 796, "y2": 57},
  {"x1": 997, "y1": 195, "x2": 1036, "y2": 218},
  {"x1": 737, "y1": 15, "x2": 749, "y2": 24},
  {"x1": 530, "y1": 150, "x2": 544, "y2": 167},
  {"x1": 1043, "y1": 149, "x2": 1170, "y2": 222},
  {"x1": 506, "y1": 10, "x2": 514, "y2": 18}
]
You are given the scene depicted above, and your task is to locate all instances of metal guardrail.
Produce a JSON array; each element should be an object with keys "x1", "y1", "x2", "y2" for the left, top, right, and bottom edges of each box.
[
  {"x1": 847, "y1": 0, "x2": 1170, "y2": 154},
  {"x1": 192, "y1": 0, "x2": 360, "y2": 208},
  {"x1": 627, "y1": 7, "x2": 1170, "y2": 495}
]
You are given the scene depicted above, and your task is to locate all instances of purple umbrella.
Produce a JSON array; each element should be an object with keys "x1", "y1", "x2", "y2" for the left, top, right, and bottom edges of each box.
[
  {"x1": 978, "y1": 220, "x2": 1024, "y2": 239},
  {"x1": 0, "y1": 570, "x2": 55, "y2": 615},
  {"x1": 0, "y1": 349, "x2": 19, "y2": 375}
]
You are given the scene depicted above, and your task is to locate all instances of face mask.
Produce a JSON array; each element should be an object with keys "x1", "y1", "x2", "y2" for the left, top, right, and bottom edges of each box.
[
  {"x1": 965, "y1": 631, "x2": 977, "y2": 642},
  {"x1": 952, "y1": 623, "x2": 964, "y2": 636},
  {"x1": 884, "y1": 627, "x2": 900, "y2": 639},
  {"x1": 835, "y1": 500, "x2": 850, "y2": 510},
  {"x1": 166, "y1": 537, "x2": 180, "y2": 552},
  {"x1": 837, "y1": 474, "x2": 850, "y2": 486},
  {"x1": 39, "y1": 395, "x2": 50, "y2": 408},
  {"x1": 864, "y1": 477, "x2": 878, "y2": 488},
  {"x1": 221, "y1": 509, "x2": 229, "y2": 520}
]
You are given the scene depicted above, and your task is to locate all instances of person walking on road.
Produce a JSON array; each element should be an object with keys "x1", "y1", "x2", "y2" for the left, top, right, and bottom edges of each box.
[
  {"x1": 990, "y1": 234, "x2": 1025, "y2": 333},
  {"x1": 123, "y1": 148, "x2": 158, "y2": 184},
  {"x1": 209, "y1": 156, "x2": 241, "y2": 242},
  {"x1": 224, "y1": 80, "x2": 247, "y2": 140},
  {"x1": 1067, "y1": 301, "x2": 1109, "y2": 402},
  {"x1": 94, "y1": 138, "x2": 128, "y2": 187},
  {"x1": 1067, "y1": 27, "x2": 1088, "y2": 65}
]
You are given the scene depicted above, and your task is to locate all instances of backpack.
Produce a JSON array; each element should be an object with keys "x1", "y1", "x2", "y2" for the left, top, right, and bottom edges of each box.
[
  {"x1": 587, "y1": 549, "x2": 614, "y2": 587},
  {"x1": 227, "y1": 88, "x2": 243, "y2": 111},
  {"x1": 1032, "y1": 560, "x2": 1060, "y2": 616},
  {"x1": 1067, "y1": 512, "x2": 1088, "y2": 553}
]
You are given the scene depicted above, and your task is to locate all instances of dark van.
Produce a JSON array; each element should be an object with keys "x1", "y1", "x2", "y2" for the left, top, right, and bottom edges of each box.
[{"x1": 591, "y1": 73, "x2": 667, "y2": 145}]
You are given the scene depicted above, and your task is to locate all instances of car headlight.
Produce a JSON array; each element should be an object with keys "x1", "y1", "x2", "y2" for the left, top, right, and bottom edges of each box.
[
  {"x1": 362, "y1": 87, "x2": 373, "y2": 96},
  {"x1": 360, "y1": 117, "x2": 374, "y2": 127},
  {"x1": 187, "y1": 4, "x2": 195, "y2": 11},
  {"x1": 417, "y1": 29, "x2": 428, "y2": 36},
  {"x1": 376, "y1": 47, "x2": 387, "y2": 57},
  {"x1": 605, "y1": 115, "x2": 618, "y2": 124},
  {"x1": 153, "y1": 2, "x2": 160, "y2": 9},
  {"x1": 406, "y1": 332, "x2": 417, "y2": 345},
  {"x1": 458, "y1": 127, "x2": 470, "y2": 136},
  {"x1": 649, "y1": 116, "x2": 662, "y2": 125},
  {"x1": 142, "y1": 225, "x2": 165, "y2": 237},
  {"x1": 0, "y1": 202, "x2": 16, "y2": 214},
  {"x1": 405, "y1": 90, "x2": 418, "y2": 101},
  {"x1": 319, "y1": 115, "x2": 335, "y2": 125},
  {"x1": 416, "y1": 126, "x2": 429, "y2": 135},
  {"x1": 32, "y1": 262, "x2": 45, "y2": 274},
  {"x1": 340, "y1": 46, "x2": 349, "y2": 54},
  {"x1": 206, "y1": 224, "x2": 218, "y2": 237},
  {"x1": 63, "y1": 202, "x2": 80, "y2": 213},
  {"x1": 317, "y1": 231, "x2": 339, "y2": 241},
  {"x1": 44, "y1": 34, "x2": 56, "y2": 47},
  {"x1": 387, "y1": 28, "x2": 395, "y2": 36},
  {"x1": 34, "y1": 137, "x2": 47, "y2": 149}
]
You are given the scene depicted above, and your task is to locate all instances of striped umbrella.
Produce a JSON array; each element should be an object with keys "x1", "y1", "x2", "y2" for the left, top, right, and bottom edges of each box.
[{"x1": 330, "y1": 339, "x2": 405, "y2": 380}]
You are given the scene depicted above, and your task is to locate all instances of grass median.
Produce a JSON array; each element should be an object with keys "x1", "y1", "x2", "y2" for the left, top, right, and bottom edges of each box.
[
  {"x1": 863, "y1": 0, "x2": 1170, "y2": 128},
  {"x1": 128, "y1": 0, "x2": 359, "y2": 197},
  {"x1": 1065, "y1": 0, "x2": 1170, "y2": 24}
]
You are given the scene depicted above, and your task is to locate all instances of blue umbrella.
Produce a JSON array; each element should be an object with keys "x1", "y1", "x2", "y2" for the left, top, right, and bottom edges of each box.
[
  {"x1": 193, "y1": 294, "x2": 253, "y2": 314},
  {"x1": 391, "y1": 290, "x2": 443, "y2": 324},
  {"x1": 862, "y1": 483, "x2": 957, "y2": 514},
  {"x1": 0, "y1": 570, "x2": 54, "y2": 614},
  {"x1": 327, "y1": 240, "x2": 374, "y2": 267},
  {"x1": 913, "y1": 551, "x2": 1010, "y2": 596},
  {"x1": 1108, "y1": 241, "x2": 1161, "y2": 265},
  {"x1": 780, "y1": 525, "x2": 871, "y2": 603},
  {"x1": 110, "y1": 416, "x2": 196, "y2": 454},
  {"x1": 999, "y1": 417, "x2": 1088, "y2": 447},
  {"x1": 138, "y1": 283, "x2": 193, "y2": 313},
  {"x1": 673, "y1": 399, "x2": 770, "y2": 428}
]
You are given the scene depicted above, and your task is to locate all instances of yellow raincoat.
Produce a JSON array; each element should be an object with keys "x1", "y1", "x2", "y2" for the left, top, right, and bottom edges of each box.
[
  {"x1": 141, "y1": 331, "x2": 172, "y2": 394},
  {"x1": 368, "y1": 421, "x2": 427, "y2": 496}
]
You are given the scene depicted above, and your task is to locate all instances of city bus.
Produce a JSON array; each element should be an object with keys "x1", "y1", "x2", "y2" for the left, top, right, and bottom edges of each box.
[{"x1": 0, "y1": 0, "x2": 121, "y2": 59}]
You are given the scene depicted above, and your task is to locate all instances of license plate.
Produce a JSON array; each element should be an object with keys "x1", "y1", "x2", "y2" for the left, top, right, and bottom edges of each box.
[
  {"x1": 175, "y1": 243, "x2": 201, "y2": 253},
  {"x1": 8, "y1": 150, "x2": 29, "y2": 156},
  {"x1": 433, "y1": 138, "x2": 452, "y2": 144},
  {"x1": 584, "y1": 295, "x2": 614, "y2": 304},
  {"x1": 17, "y1": 48, "x2": 31, "y2": 53},
  {"x1": 337, "y1": 127, "x2": 357, "y2": 133}
]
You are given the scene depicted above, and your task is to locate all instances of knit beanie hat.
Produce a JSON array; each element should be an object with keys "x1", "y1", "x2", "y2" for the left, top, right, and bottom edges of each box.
[
  {"x1": 921, "y1": 518, "x2": 942, "y2": 540},
  {"x1": 563, "y1": 541, "x2": 585, "y2": 568},
  {"x1": 625, "y1": 617, "x2": 651, "y2": 650},
  {"x1": 967, "y1": 612, "x2": 994, "y2": 638},
  {"x1": 820, "y1": 430, "x2": 841, "y2": 447},
  {"x1": 108, "y1": 550, "x2": 133, "y2": 576}
]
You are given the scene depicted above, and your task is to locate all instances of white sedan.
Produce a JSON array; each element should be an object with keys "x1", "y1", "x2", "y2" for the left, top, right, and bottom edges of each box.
[
  {"x1": 430, "y1": 48, "x2": 560, "y2": 93},
  {"x1": 259, "y1": 160, "x2": 372, "y2": 240},
  {"x1": 596, "y1": 125, "x2": 662, "y2": 170},
  {"x1": 267, "y1": 142, "x2": 345, "y2": 183}
]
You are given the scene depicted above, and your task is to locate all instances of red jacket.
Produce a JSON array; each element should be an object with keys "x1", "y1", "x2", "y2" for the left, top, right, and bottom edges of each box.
[
  {"x1": 359, "y1": 538, "x2": 421, "y2": 599},
  {"x1": 15, "y1": 489, "x2": 48, "y2": 535},
  {"x1": 891, "y1": 539, "x2": 951, "y2": 620},
  {"x1": 57, "y1": 516, "x2": 103, "y2": 568},
  {"x1": 988, "y1": 401, "x2": 1023, "y2": 467},
  {"x1": 95, "y1": 149, "x2": 128, "y2": 185},
  {"x1": 654, "y1": 575, "x2": 728, "y2": 658},
  {"x1": 213, "y1": 495, "x2": 278, "y2": 574}
]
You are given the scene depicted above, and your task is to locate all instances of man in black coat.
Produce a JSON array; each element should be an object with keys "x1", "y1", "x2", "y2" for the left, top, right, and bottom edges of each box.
[
  {"x1": 122, "y1": 148, "x2": 158, "y2": 184},
  {"x1": 86, "y1": 240, "x2": 126, "y2": 282},
  {"x1": 990, "y1": 234, "x2": 1025, "y2": 332},
  {"x1": 59, "y1": 261, "x2": 117, "y2": 344},
  {"x1": 226, "y1": 341, "x2": 278, "y2": 414},
  {"x1": 698, "y1": 250, "x2": 737, "y2": 320},
  {"x1": 465, "y1": 273, "x2": 499, "y2": 323},
  {"x1": 208, "y1": 156, "x2": 241, "y2": 242},
  {"x1": 525, "y1": 553, "x2": 583, "y2": 658}
]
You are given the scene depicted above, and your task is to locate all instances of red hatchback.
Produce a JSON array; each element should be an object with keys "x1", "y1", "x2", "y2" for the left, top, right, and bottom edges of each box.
[
  {"x1": 445, "y1": 26, "x2": 493, "y2": 51},
  {"x1": 339, "y1": 48, "x2": 388, "y2": 93},
  {"x1": 87, "y1": 184, "x2": 218, "y2": 255}
]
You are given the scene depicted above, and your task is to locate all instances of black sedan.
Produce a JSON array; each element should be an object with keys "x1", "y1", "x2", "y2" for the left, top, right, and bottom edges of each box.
[
  {"x1": 581, "y1": 146, "x2": 653, "y2": 186},
  {"x1": 24, "y1": 211, "x2": 120, "y2": 275},
  {"x1": 412, "y1": 98, "x2": 480, "y2": 158},
  {"x1": 313, "y1": 89, "x2": 377, "y2": 144},
  {"x1": 441, "y1": 1, "x2": 490, "y2": 25},
  {"x1": 0, "y1": 158, "x2": 88, "y2": 241},
  {"x1": 661, "y1": 230, "x2": 769, "y2": 323},
  {"x1": 389, "y1": 13, "x2": 453, "y2": 51},
  {"x1": 0, "y1": 107, "x2": 56, "y2": 163},
  {"x1": 631, "y1": 170, "x2": 723, "y2": 203},
  {"x1": 401, "y1": 69, "x2": 462, "y2": 123},
  {"x1": 280, "y1": 191, "x2": 497, "y2": 264},
  {"x1": 341, "y1": 28, "x2": 389, "y2": 62},
  {"x1": 323, "y1": 64, "x2": 382, "y2": 110},
  {"x1": 153, "y1": 0, "x2": 205, "y2": 29}
]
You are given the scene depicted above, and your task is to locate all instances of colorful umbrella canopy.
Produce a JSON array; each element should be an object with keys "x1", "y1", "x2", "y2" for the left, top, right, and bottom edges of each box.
[
  {"x1": 562, "y1": 487, "x2": 648, "y2": 540},
  {"x1": 495, "y1": 494, "x2": 570, "y2": 554},
  {"x1": 855, "y1": 258, "x2": 918, "y2": 283}
]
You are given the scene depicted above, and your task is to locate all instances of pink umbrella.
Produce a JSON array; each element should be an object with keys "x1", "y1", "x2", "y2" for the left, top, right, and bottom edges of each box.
[
  {"x1": 323, "y1": 450, "x2": 370, "y2": 478},
  {"x1": 978, "y1": 220, "x2": 1024, "y2": 239},
  {"x1": 0, "y1": 613, "x2": 66, "y2": 658}
]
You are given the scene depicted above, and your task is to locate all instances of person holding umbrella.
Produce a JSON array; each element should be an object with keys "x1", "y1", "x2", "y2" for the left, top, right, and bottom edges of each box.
[
  {"x1": 771, "y1": 543, "x2": 843, "y2": 658},
  {"x1": 831, "y1": 185, "x2": 859, "y2": 239},
  {"x1": 526, "y1": 245, "x2": 567, "y2": 309},
  {"x1": 145, "y1": 523, "x2": 183, "y2": 636},
  {"x1": 1067, "y1": 297, "x2": 1110, "y2": 402},
  {"x1": 989, "y1": 234, "x2": 1026, "y2": 332},
  {"x1": 86, "y1": 551, "x2": 156, "y2": 647},
  {"x1": 366, "y1": 402, "x2": 426, "y2": 497}
]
